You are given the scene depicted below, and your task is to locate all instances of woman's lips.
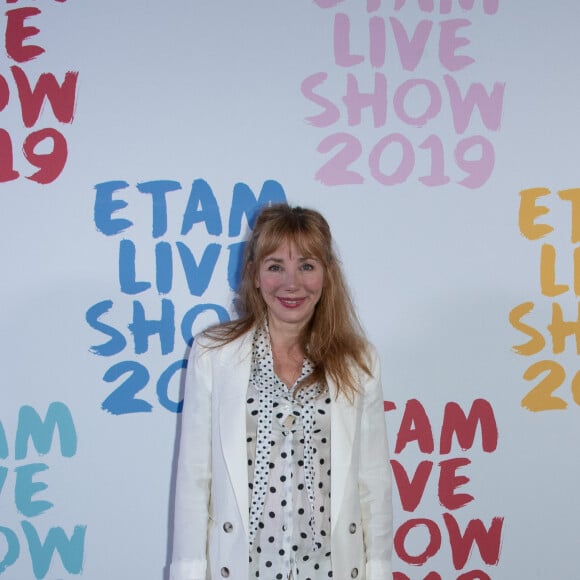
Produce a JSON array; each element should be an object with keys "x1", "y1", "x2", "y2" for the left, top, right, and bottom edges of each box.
[{"x1": 277, "y1": 297, "x2": 306, "y2": 308}]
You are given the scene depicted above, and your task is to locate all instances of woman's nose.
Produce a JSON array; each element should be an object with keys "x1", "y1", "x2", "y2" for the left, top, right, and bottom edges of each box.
[{"x1": 283, "y1": 269, "x2": 299, "y2": 289}]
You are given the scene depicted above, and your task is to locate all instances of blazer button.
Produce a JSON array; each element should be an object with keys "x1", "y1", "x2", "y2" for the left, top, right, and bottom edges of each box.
[
  {"x1": 350, "y1": 568, "x2": 359, "y2": 578},
  {"x1": 349, "y1": 522, "x2": 357, "y2": 534},
  {"x1": 223, "y1": 521, "x2": 233, "y2": 533},
  {"x1": 220, "y1": 567, "x2": 230, "y2": 577}
]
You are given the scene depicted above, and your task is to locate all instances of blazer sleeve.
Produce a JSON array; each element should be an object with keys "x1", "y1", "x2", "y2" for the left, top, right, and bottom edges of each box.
[
  {"x1": 358, "y1": 345, "x2": 394, "y2": 580},
  {"x1": 169, "y1": 337, "x2": 213, "y2": 580}
]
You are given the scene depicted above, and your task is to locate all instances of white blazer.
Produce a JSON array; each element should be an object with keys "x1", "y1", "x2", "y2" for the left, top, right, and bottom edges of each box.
[{"x1": 169, "y1": 330, "x2": 393, "y2": 580}]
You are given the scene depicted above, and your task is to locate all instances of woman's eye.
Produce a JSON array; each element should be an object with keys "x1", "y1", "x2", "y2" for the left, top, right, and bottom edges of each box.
[
  {"x1": 267, "y1": 264, "x2": 281, "y2": 272},
  {"x1": 301, "y1": 263, "x2": 314, "y2": 271}
]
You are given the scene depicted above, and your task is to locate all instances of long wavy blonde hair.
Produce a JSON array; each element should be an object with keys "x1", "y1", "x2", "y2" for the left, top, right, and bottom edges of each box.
[{"x1": 204, "y1": 203, "x2": 371, "y2": 399}]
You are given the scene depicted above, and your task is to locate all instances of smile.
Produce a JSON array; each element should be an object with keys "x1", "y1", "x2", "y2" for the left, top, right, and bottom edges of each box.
[{"x1": 277, "y1": 297, "x2": 306, "y2": 308}]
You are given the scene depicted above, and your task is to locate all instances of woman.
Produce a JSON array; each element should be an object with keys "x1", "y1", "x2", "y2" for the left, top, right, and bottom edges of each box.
[{"x1": 170, "y1": 204, "x2": 392, "y2": 580}]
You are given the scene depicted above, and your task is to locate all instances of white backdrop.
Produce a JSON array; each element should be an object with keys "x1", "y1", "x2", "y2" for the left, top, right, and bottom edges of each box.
[{"x1": 1, "y1": 1, "x2": 580, "y2": 578}]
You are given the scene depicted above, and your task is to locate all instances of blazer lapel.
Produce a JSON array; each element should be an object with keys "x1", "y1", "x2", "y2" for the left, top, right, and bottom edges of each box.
[
  {"x1": 330, "y1": 380, "x2": 358, "y2": 532},
  {"x1": 218, "y1": 332, "x2": 254, "y2": 535}
]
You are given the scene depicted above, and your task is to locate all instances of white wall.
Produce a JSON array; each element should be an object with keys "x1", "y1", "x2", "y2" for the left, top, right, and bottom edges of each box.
[{"x1": 1, "y1": 2, "x2": 579, "y2": 578}]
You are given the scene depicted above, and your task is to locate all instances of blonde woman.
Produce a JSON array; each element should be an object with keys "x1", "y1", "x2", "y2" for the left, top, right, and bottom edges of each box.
[{"x1": 170, "y1": 204, "x2": 392, "y2": 580}]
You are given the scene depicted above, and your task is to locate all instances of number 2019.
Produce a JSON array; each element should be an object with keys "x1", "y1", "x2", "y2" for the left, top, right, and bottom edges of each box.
[
  {"x1": 0, "y1": 128, "x2": 67, "y2": 185},
  {"x1": 101, "y1": 359, "x2": 185, "y2": 415},
  {"x1": 315, "y1": 132, "x2": 494, "y2": 189},
  {"x1": 521, "y1": 359, "x2": 580, "y2": 412}
]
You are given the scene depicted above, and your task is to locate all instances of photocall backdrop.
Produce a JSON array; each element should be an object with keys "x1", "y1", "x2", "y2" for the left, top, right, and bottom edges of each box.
[{"x1": 1, "y1": 1, "x2": 579, "y2": 578}]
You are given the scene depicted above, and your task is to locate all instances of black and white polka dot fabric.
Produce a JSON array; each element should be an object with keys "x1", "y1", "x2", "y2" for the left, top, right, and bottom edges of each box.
[{"x1": 246, "y1": 325, "x2": 332, "y2": 579}]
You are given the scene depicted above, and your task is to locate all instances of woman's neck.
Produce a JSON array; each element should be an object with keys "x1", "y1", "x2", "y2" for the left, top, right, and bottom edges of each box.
[
  {"x1": 266, "y1": 317, "x2": 303, "y2": 354},
  {"x1": 267, "y1": 318, "x2": 305, "y2": 387}
]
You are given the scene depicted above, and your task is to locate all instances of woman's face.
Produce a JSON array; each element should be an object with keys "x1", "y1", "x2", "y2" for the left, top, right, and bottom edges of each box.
[{"x1": 256, "y1": 239, "x2": 324, "y2": 333}]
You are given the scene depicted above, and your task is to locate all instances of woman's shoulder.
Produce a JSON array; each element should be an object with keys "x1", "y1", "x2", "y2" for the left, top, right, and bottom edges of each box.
[
  {"x1": 354, "y1": 339, "x2": 381, "y2": 383},
  {"x1": 349, "y1": 335, "x2": 378, "y2": 369},
  {"x1": 192, "y1": 323, "x2": 255, "y2": 359},
  {"x1": 364, "y1": 340, "x2": 380, "y2": 364}
]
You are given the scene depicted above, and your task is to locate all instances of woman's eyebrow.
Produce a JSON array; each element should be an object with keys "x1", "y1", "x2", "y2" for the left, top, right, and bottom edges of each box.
[{"x1": 263, "y1": 255, "x2": 318, "y2": 262}]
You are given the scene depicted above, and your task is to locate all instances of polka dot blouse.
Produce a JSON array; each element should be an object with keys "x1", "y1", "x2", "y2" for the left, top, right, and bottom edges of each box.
[{"x1": 246, "y1": 325, "x2": 333, "y2": 579}]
